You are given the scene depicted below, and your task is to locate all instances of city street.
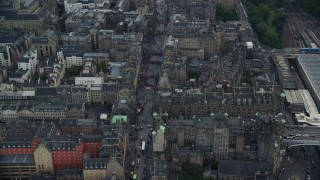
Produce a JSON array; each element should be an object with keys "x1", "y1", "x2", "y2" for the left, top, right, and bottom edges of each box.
[
  {"x1": 279, "y1": 145, "x2": 320, "y2": 180},
  {"x1": 279, "y1": 147, "x2": 307, "y2": 180},
  {"x1": 125, "y1": 0, "x2": 168, "y2": 178}
]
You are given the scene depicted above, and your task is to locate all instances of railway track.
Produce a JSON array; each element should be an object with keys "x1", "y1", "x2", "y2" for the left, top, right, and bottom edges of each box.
[{"x1": 284, "y1": 5, "x2": 320, "y2": 48}]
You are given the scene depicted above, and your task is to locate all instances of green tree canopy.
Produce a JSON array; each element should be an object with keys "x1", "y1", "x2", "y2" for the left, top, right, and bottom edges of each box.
[
  {"x1": 245, "y1": 0, "x2": 285, "y2": 48},
  {"x1": 187, "y1": 70, "x2": 201, "y2": 80},
  {"x1": 296, "y1": 0, "x2": 320, "y2": 19},
  {"x1": 97, "y1": 62, "x2": 108, "y2": 73},
  {"x1": 179, "y1": 162, "x2": 204, "y2": 180},
  {"x1": 70, "y1": 65, "x2": 81, "y2": 76},
  {"x1": 216, "y1": 4, "x2": 240, "y2": 22}
]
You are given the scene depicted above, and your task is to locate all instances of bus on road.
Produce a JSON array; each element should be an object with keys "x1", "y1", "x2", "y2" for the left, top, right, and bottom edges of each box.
[{"x1": 141, "y1": 141, "x2": 146, "y2": 152}]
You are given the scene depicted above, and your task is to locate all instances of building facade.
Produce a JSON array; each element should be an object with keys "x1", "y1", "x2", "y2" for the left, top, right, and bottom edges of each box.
[{"x1": 34, "y1": 143, "x2": 54, "y2": 174}]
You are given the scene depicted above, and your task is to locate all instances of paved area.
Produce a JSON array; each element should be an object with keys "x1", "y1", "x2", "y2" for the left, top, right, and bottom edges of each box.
[{"x1": 279, "y1": 157, "x2": 305, "y2": 180}]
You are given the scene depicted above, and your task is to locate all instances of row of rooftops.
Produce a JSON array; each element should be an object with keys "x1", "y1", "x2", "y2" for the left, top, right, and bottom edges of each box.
[
  {"x1": 0, "y1": 154, "x2": 34, "y2": 166},
  {"x1": 1, "y1": 101, "x2": 85, "y2": 112},
  {"x1": 157, "y1": 85, "x2": 281, "y2": 105},
  {"x1": 0, "y1": 119, "x2": 126, "y2": 145},
  {"x1": 166, "y1": 113, "x2": 256, "y2": 128},
  {"x1": 0, "y1": 146, "x2": 123, "y2": 167},
  {"x1": 0, "y1": 9, "x2": 39, "y2": 21}
]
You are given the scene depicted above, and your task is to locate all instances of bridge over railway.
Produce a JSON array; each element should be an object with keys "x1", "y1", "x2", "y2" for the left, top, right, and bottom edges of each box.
[{"x1": 283, "y1": 125, "x2": 320, "y2": 147}]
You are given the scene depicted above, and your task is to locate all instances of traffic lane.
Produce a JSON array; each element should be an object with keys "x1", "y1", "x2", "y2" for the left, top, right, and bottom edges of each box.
[
  {"x1": 279, "y1": 156, "x2": 306, "y2": 180},
  {"x1": 308, "y1": 146, "x2": 320, "y2": 180},
  {"x1": 135, "y1": 102, "x2": 154, "y2": 177},
  {"x1": 135, "y1": 121, "x2": 152, "y2": 178}
]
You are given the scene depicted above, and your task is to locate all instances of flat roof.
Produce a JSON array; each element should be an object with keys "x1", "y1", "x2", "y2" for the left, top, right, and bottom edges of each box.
[
  {"x1": 300, "y1": 89, "x2": 319, "y2": 114},
  {"x1": 0, "y1": 90, "x2": 35, "y2": 97},
  {"x1": 100, "y1": 113, "x2": 108, "y2": 120},
  {"x1": 0, "y1": 154, "x2": 35, "y2": 166},
  {"x1": 297, "y1": 54, "x2": 320, "y2": 105},
  {"x1": 285, "y1": 89, "x2": 319, "y2": 115},
  {"x1": 295, "y1": 113, "x2": 320, "y2": 126},
  {"x1": 153, "y1": 129, "x2": 165, "y2": 152},
  {"x1": 284, "y1": 90, "x2": 304, "y2": 104}
]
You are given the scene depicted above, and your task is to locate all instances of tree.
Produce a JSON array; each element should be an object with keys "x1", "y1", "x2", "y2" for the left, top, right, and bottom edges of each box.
[
  {"x1": 70, "y1": 65, "x2": 80, "y2": 76},
  {"x1": 257, "y1": 3, "x2": 270, "y2": 21},
  {"x1": 187, "y1": 70, "x2": 201, "y2": 80},
  {"x1": 255, "y1": 22, "x2": 268, "y2": 36},
  {"x1": 97, "y1": 62, "x2": 107, "y2": 73},
  {"x1": 313, "y1": 7, "x2": 320, "y2": 18},
  {"x1": 245, "y1": 0, "x2": 285, "y2": 48},
  {"x1": 296, "y1": 0, "x2": 320, "y2": 19},
  {"x1": 250, "y1": 16, "x2": 263, "y2": 27},
  {"x1": 179, "y1": 162, "x2": 204, "y2": 180},
  {"x1": 216, "y1": 4, "x2": 239, "y2": 22}
]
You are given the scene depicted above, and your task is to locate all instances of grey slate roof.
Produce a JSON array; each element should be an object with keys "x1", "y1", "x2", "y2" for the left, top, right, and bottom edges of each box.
[
  {"x1": 17, "y1": 57, "x2": 30, "y2": 63},
  {"x1": 63, "y1": 50, "x2": 84, "y2": 57},
  {"x1": 30, "y1": 174, "x2": 57, "y2": 180},
  {"x1": 57, "y1": 45, "x2": 81, "y2": 52},
  {"x1": 3, "y1": 133, "x2": 34, "y2": 142},
  {"x1": 103, "y1": 83, "x2": 118, "y2": 91},
  {"x1": 56, "y1": 169, "x2": 83, "y2": 177},
  {"x1": 35, "y1": 87, "x2": 57, "y2": 96},
  {"x1": 0, "y1": 10, "x2": 39, "y2": 20},
  {"x1": 0, "y1": 154, "x2": 35, "y2": 166}
]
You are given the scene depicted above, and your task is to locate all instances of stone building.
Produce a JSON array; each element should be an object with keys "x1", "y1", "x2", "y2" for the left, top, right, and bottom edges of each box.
[
  {"x1": 166, "y1": 113, "x2": 259, "y2": 160},
  {"x1": 156, "y1": 85, "x2": 283, "y2": 119},
  {"x1": 32, "y1": 29, "x2": 60, "y2": 58},
  {"x1": 167, "y1": 19, "x2": 220, "y2": 58},
  {"x1": 187, "y1": 0, "x2": 216, "y2": 22},
  {"x1": 83, "y1": 158, "x2": 107, "y2": 180},
  {"x1": 61, "y1": 33, "x2": 92, "y2": 52},
  {"x1": 33, "y1": 99, "x2": 66, "y2": 119},
  {"x1": 34, "y1": 143, "x2": 54, "y2": 175},
  {"x1": 0, "y1": 10, "x2": 42, "y2": 33},
  {"x1": 166, "y1": 114, "x2": 230, "y2": 160},
  {"x1": 71, "y1": 86, "x2": 88, "y2": 104},
  {"x1": 112, "y1": 97, "x2": 135, "y2": 120}
]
